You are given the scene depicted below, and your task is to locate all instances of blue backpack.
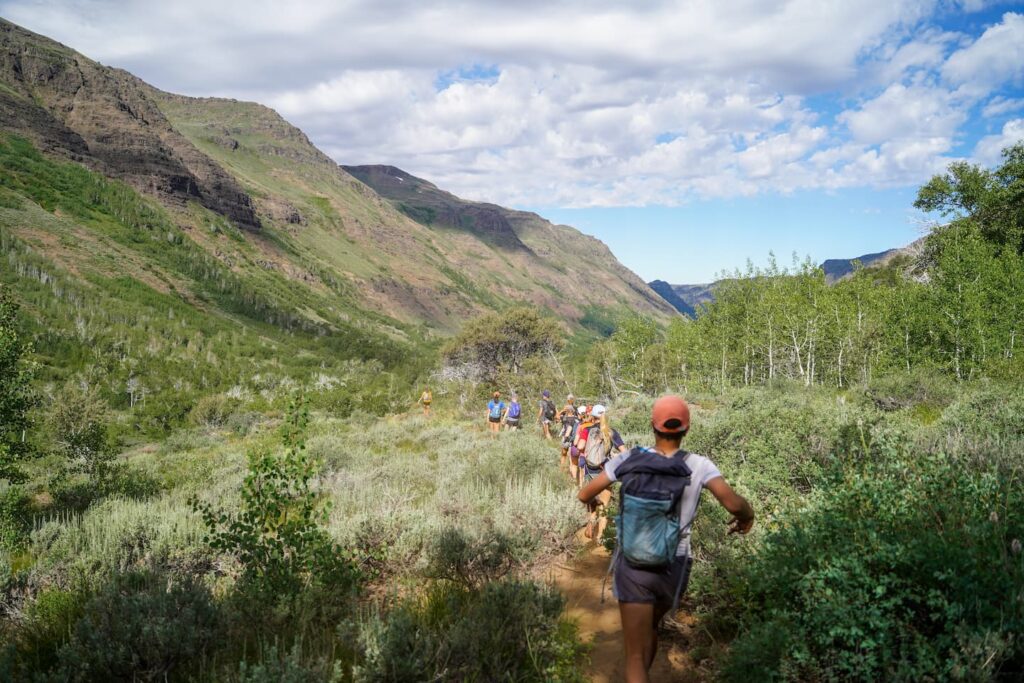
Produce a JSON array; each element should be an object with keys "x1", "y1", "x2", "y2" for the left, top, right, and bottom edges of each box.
[
  {"x1": 508, "y1": 401, "x2": 521, "y2": 419},
  {"x1": 614, "y1": 447, "x2": 692, "y2": 568},
  {"x1": 602, "y1": 447, "x2": 693, "y2": 610},
  {"x1": 488, "y1": 401, "x2": 503, "y2": 419}
]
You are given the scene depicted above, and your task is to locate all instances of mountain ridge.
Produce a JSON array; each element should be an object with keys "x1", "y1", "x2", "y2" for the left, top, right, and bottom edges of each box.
[
  {"x1": 651, "y1": 240, "x2": 923, "y2": 315},
  {"x1": 0, "y1": 16, "x2": 673, "y2": 342}
]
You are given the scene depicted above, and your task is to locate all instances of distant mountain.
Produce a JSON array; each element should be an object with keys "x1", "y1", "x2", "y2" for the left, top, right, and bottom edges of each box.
[
  {"x1": 652, "y1": 241, "x2": 923, "y2": 316},
  {"x1": 647, "y1": 281, "x2": 696, "y2": 318},
  {"x1": 0, "y1": 16, "x2": 673, "y2": 342},
  {"x1": 821, "y1": 248, "x2": 898, "y2": 283},
  {"x1": 342, "y1": 164, "x2": 675, "y2": 322}
]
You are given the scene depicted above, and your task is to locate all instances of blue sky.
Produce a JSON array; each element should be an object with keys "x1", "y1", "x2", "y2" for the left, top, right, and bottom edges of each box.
[
  {"x1": 2, "y1": 1, "x2": 1022, "y2": 283},
  {"x1": 531, "y1": 188, "x2": 924, "y2": 282}
]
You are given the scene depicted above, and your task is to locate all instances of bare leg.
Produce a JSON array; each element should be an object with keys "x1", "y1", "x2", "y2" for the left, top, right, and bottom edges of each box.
[
  {"x1": 619, "y1": 601, "x2": 656, "y2": 683},
  {"x1": 596, "y1": 489, "x2": 612, "y2": 540}
]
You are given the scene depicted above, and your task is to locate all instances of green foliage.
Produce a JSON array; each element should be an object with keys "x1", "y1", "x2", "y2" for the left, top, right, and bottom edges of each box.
[
  {"x1": 238, "y1": 643, "x2": 343, "y2": 683},
  {"x1": 722, "y1": 451, "x2": 1024, "y2": 682},
  {"x1": 914, "y1": 142, "x2": 1024, "y2": 253},
  {"x1": 46, "y1": 384, "x2": 159, "y2": 510},
  {"x1": 354, "y1": 580, "x2": 586, "y2": 683},
  {"x1": 0, "y1": 486, "x2": 30, "y2": 551},
  {"x1": 0, "y1": 135, "x2": 422, "y2": 437},
  {"x1": 442, "y1": 306, "x2": 564, "y2": 384},
  {"x1": 426, "y1": 527, "x2": 521, "y2": 588},
  {"x1": 194, "y1": 397, "x2": 359, "y2": 606},
  {"x1": 0, "y1": 285, "x2": 36, "y2": 483},
  {"x1": 49, "y1": 571, "x2": 218, "y2": 683},
  {"x1": 189, "y1": 394, "x2": 242, "y2": 428}
]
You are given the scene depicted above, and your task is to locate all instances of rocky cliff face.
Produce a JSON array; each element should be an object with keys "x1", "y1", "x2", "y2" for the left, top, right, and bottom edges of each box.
[{"x1": 0, "y1": 20, "x2": 259, "y2": 230}]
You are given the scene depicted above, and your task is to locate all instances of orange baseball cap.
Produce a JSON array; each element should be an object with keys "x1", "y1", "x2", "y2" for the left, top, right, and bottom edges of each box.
[{"x1": 651, "y1": 395, "x2": 690, "y2": 434}]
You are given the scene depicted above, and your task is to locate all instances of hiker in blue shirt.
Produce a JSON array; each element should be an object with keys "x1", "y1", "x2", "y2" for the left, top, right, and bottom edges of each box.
[
  {"x1": 503, "y1": 394, "x2": 522, "y2": 431},
  {"x1": 578, "y1": 395, "x2": 754, "y2": 683},
  {"x1": 486, "y1": 391, "x2": 505, "y2": 435}
]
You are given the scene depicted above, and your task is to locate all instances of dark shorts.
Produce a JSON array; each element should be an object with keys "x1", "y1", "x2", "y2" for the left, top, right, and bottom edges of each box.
[
  {"x1": 488, "y1": 416, "x2": 501, "y2": 423},
  {"x1": 505, "y1": 417, "x2": 520, "y2": 427},
  {"x1": 613, "y1": 554, "x2": 693, "y2": 607},
  {"x1": 583, "y1": 464, "x2": 603, "y2": 483}
]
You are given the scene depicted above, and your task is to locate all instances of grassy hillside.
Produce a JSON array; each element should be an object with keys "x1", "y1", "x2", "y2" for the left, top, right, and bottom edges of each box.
[
  {"x1": 0, "y1": 135, "x2": 424, "y2": 435},
  {"x1": 344, "y1": 164, "x2": 676, "y2": 323}
]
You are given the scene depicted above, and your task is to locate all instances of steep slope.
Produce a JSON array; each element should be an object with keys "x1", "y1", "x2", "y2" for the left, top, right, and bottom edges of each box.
[
  {"x1": 0, "y1": 20, "x2": 259, "y2": 230},
  {"x1": 821, "y1": 248, "x2": 898, "y2": 283},
  {"x1": 342, "y1": 164, "x2": 676, "y2": 322},
  {"x1": 0, "y1": 17, "x2": 672, "y2": 341},
  {"x1": 647, "y1": 280, "x2": 696, "y2": 318}
]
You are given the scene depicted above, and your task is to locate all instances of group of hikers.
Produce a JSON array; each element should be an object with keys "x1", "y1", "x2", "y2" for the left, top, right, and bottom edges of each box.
[{"x1": 418, "y1": 385, "x2": 755, "y2": 683}]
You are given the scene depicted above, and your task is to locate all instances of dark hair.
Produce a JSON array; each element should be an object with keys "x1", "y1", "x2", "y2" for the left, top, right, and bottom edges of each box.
[{"x1": 653, "y1": 427, "x2": 687, "y2": 442}]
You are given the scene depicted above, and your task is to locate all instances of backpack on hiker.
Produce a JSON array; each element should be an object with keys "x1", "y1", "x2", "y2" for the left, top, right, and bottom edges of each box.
[
  {"x1": 614, "y1": 448, "x2": 692, "y2": 568},
  {"x1": 542, "y1": 399, "x2": 556, "y2": 421},
  {"x1": 489, "y1": 401, "x2": 503, "y2": 420},
  {"x1": 507, "y1": 401, "x2": 521, "y2": 419},
  {"x1": 584, "y1": 426, "x2": 612, "y2": 468}
]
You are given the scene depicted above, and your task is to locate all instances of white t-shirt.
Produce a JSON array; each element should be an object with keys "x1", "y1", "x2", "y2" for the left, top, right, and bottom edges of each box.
[{"x1": 604, "y1": 449, "x2": 722, "y2": 557}]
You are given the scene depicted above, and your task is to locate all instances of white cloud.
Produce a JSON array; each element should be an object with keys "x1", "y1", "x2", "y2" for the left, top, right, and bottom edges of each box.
[
  {"x1": 942, "y1": 12, "x2": 1024, "y2": 93},
  {"x1": 838, "y1": 84, "x2": 966, "y2": 145},
  {"x1": 982, "y1": 95, "x2": 1024, "y2": 117},
  {"x1": 1, "y1": 0, "x2": 1021, "y2": 207},
  {"x1": 973, "y1": 118, "x2": 1024, "y2": 165}
]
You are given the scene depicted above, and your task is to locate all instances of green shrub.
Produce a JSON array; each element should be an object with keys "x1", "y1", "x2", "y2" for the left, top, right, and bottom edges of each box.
[
  {"x1": 721, "y1": 452, "x2": 1024, "y2": 682},
  {"x1": 189, "y1": 394, "x2": 242, "y2": 429},
  {"x1": 355, "y1": 580, "x2": 585, "y2": 682},
  {"x1": 0, "y1": 486, "x2": 30, "y2": 550},
  {"x1": 193, "y1": 398, "x2": 359, "y2": 612},
  {"x1": 238, "y1": 643, "x2": 343, "y2": 683},
  {"x1": 50, "y1": 571, "x2": 218, "y2": 682},
  {"x1": 2, "y1": 587, "x2": 87, "y2": 677},
  {"x1": 426, "y1": 527, "x2": 520, "y2": 588}
]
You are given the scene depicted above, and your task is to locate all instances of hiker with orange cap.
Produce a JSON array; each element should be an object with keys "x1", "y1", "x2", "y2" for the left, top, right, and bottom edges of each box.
[{"x1": 578, "y1": 395, "x2": 754, "y2": 683}]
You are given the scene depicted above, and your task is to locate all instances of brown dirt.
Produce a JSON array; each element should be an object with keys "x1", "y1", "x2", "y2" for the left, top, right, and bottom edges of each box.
[{"x1": 552, "y1": 538, "x2": 707, "y2": 683}]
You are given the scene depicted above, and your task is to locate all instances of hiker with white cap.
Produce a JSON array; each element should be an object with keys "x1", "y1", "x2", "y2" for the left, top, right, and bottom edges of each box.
[
  {"x1": 578, "y1": 395, "x2": 754, "y2": 683},
  {"x1": 577, "y1": 403, "x2": 627, "y2": 540}
]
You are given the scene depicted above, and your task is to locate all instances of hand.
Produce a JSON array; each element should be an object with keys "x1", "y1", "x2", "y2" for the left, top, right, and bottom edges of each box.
[{"x1": 727, "y1": 515, "x2": 754, "y2": 535}]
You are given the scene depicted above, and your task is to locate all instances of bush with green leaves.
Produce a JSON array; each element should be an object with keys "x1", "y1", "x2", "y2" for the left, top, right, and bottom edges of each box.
[
  {"x1": 189, "y1": 394, "x2": 242, "y2": 428},
  {"x1": 47, "y1": 571, "x2": 218, "y2": 683},
  {"x1": 354, "y1": 580, "x2": 585, "y2": 683},
  {"x1": 720, "y1": 450, "x2": 1024, "y2": 682},
  {"x1": 193, "y1": 398, "x2": 359, "y2": 610},
  {"x1": 0, "y1": 285, "x2": 36, "y2": 485}
]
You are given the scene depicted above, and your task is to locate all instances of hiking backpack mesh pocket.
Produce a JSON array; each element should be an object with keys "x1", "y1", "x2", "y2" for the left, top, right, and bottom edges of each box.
[
  {"x1": 617, "y1": 494, "x2": 682, "y2": 568},
  {"x1": 613, "y1": 448, "x2": 692, "y2": 569}
]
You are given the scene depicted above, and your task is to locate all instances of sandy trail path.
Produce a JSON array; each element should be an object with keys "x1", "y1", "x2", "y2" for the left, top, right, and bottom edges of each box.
[{"x1": 553, "y1": 540, "x2": 705, "y2": 682}]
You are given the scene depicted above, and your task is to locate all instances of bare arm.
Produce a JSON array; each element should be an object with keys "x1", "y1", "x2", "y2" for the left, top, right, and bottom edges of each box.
[
  {"x1": 706, "y1": 477, "x2": 755, "y2": 535},
  {"x1": 578, "y1": 471, "x2": 612, "y2": 504}
]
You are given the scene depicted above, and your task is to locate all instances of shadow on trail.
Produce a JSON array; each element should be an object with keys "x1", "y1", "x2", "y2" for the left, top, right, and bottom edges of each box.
[{"x1": 552, "y1": 536, "x2": 705, "y2": 683}]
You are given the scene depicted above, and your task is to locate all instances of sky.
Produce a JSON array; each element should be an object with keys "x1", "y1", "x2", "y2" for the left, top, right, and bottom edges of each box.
[{"x1": 2, "y1": 1, "x2": 1023, "y2": 282}]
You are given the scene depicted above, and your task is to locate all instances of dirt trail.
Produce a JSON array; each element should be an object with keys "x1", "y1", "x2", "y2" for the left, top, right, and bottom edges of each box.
[{"x1": 552, "y1": 539, "x2": 705, "y2": 682}]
